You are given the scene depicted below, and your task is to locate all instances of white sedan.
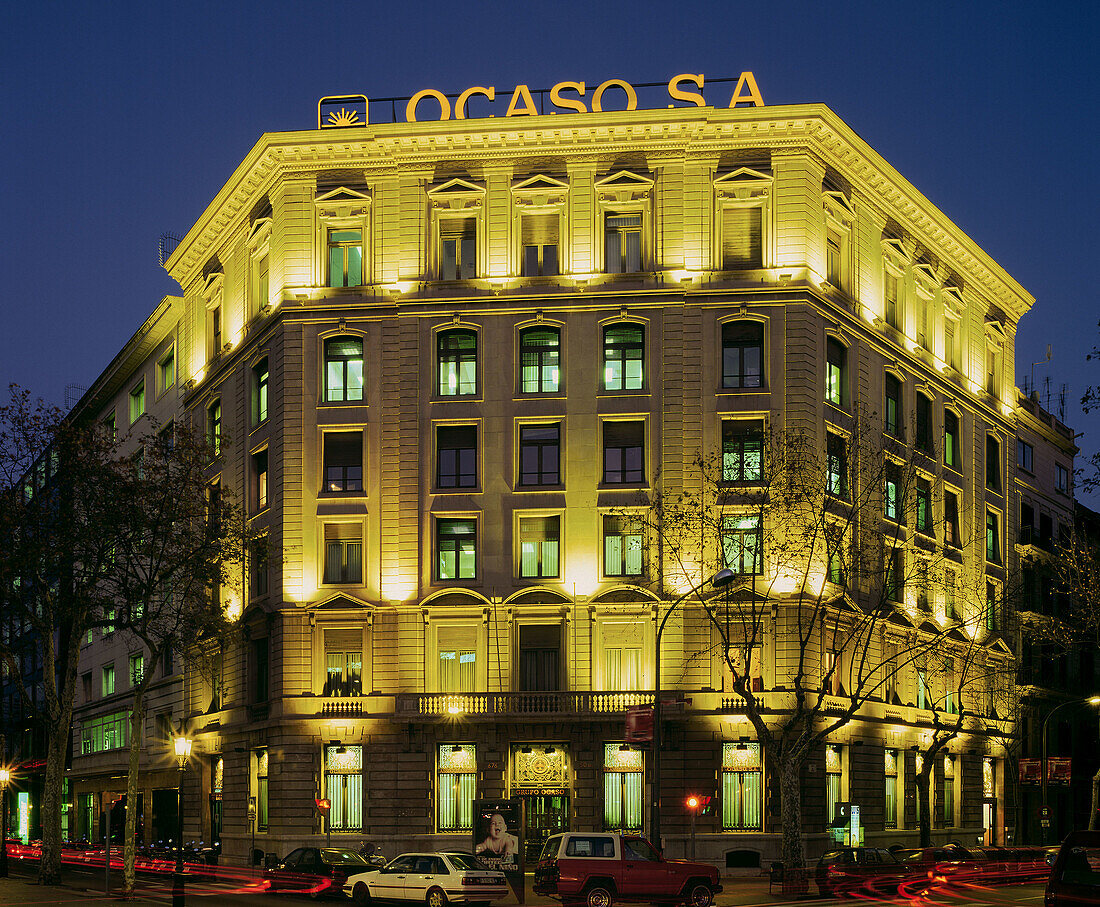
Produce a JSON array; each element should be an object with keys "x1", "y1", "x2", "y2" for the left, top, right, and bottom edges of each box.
[{"x1": 345, "y1": 852, "x2": 508, "y2": 906}]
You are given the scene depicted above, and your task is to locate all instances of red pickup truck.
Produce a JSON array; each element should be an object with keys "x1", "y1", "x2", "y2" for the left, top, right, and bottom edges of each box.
[{"x1": 533, "y1": 832, "x2": 722, "y2": 907}]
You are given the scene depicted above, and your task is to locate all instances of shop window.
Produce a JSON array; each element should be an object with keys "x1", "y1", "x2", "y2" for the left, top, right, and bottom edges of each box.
[
  {"x1": 252, "y1": 358, "x2": 269, "y2": 424},
  {"x1": 323, "y1": 744, "x2": 363, "y2": 831},
  {"x1": 519, "y1": 327, "x2": 560, "y2": 393},
  {"x1": 521, "y1": 213, "x2": 559, "y2": 277},
  {"x1": 826, "y1": 338, "x2": 847, "y2": 408},
  {"x1": 438, "y1": 329, "x2": 477, "y2": 397},
  {"x1": 722, "y1": 420, "x2": 763, "y2": 483},
  {"x1": 519, "y1": 515, "x2": 560, "y2": 579},
  {"x1": 916, "y1": 479, "x2": 933, "y2": 535},
  {"x1": 722, "y1": 321, "x2": 764, "y2": 389},
  {"x1": 605, "y1": 212, "x2": 642, "y2": 273},
  {"x1": 722, "y1": 743, "x2": 762, "y2": 831},
  {"x1": 440, "y1": 217, "x2": 476, "y2": 280},
  {"x1": 916, "y1": 393, "x2": 933, "y2": 454},
  {"x1": 519, "y1": 625, "x2": 561, "y2": 692},
  {"x1": 251, "y1": 448, "x2": 268, "y2": 511},
  {"x1": 722, "y1": 515, "x2": 762, "y2": 575},
  {"x1": 436, "y1": 518, "x2": 476, "y2": 581},
  {"x1": 323, "y1": 523, "x2": 363, "y2": 584},
  {"x1": 602, "y1": 323, "x2": 644, "y2": 391},
  {"x1": 255, "y1": 749, "x2": 268, "y2": 831},
  {"x1": 944, "y1": 410, "x2": 960, "y2": 470},
  {"x1": 986, "y1": 435, "x2": 1001, "y2": 492},
  {"x1": 324, "y1": 336, "x2": 364, "y2": 403},
  {"x1": 438, "y1": 744, "x2": 476, "y2": 832},
  {"x1": 603, "y1": 515, "x2": 644, "y2": 578},
  {"x1": 519, "y1": 424, "x2": 560, "y2": 486},
  {"x1": 885, "y1": 374, "x2": 902, "y2": 438},
  {"x1": 327, "y1": 229, "x2": 363, "y2": 288},
  {"x1": 437, "y1": 425, "x2": 477, "y2": 489},
  {"x1": 885, "y1": 749, "x2": 899, "y2": 829},
  {"x1": 825, "y1": 745, "x2": 843, "y2": 824},
  {"x1": 721, "y1": 206, "x2": 762, "y2": 270},
  {"x1": 129, "y1": 380, "x2": 145, "y2": 425},
  {"x1": 827, "y1": 433, "x2": 848, "y2": 498},
  {"x1": 323, "y1": 431, "x2": 363, "y2": 493},
  {"x1": 602, "y1": 421, "x2": 644, "y2": 484},
  {"x1": 604, "y1": 744, "x2": 643, "y2": 832}
]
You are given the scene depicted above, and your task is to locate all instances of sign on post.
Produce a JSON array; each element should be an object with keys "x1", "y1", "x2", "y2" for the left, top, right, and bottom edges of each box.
[
  {"x1": 473, "y1": 799, "x2": 524, "y2": 903},
  {"x1": 625, "y1": 705, "x2": 654, "y2": 743}
]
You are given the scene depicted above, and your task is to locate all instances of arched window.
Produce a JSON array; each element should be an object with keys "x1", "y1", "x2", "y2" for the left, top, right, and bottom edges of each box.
[
  {"x1": 324, "y1": 336, "x2": 364, "y2": 403},
  {"x1": 721, "y1": 321, "x2": 764, "y2": 388},
  {"x1": 438, "y1": 329, "x2": 477, "y2": 396},
  {"x1": 602, "y1": 324, "x2": 644, "y2": 391},
  {"x1": 519, "y1": 327, "x2": 560, "y2": 393}
]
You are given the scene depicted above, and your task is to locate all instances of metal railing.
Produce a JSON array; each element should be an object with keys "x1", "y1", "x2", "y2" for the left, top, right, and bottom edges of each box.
[{"x1": 395, "y1": 690, "x2": 654, "y2": 717}]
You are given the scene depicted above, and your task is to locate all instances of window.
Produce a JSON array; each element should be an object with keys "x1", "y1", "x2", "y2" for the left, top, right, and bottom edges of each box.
[
  {"x1": 725, "y1": 645, "x2": 765, "y2": 693},
  {"x1": 885, "y1": 749, "x2": 899, "y2": 829},
  {"x1": 722, "y1": 743, "x2": 762, "y2": 830},
  {"x1": 943, "y1": 755, "x2": 956, "y2": 826},
  {"x1": 81, "y1": 672, "x2": 92, "y2": 702},
  {"x1": 603, "y1": 421, "x2": 644, "y2": 484},
  {"x1": 323, "y1": 629, "x2": 362, "y2": 696},
  {"x1": 884, "y1": 270, "x2": 901, "y2": 329},
  {"x1": 438, "y1": 624, "x2": 478, "y2": 692},
  {"x1": 438, "y1": 329, "x2": 477, "y2": 397},
  {"x1": 327, "y1": 229, "x2": 363, "y2": 287},
  {"x1": 519, "y1": 515, "x2": 560, "y2": 579},
  {"x1": 440, "y1": 217, "x2": 476, "y2": 280},
  {"x1": 102, "y1": 663, "x2": 115, "y2": 696},
  {"x1": 722, "y1": 321, "x2": 764, "y2": 388},
  {"x1": 986, "y1": 344, "x2": 1002, "y2": 397},
  {"x1": 104, "y1": 412, "x2": 116, "y2": 441},
  {"x1": 722, "y1": 515, "x2": 762, "y2": 575},
  {"x1": 438, "y1": 744, "x2": 475, "y2": 832},
  {"x1": 519, "y1": 424, "x2": 560, "y2": 486},
  {"x1": 826, "y1": 230, "x2": 843, "y2": 287},
  {"x1": 916, "y1": 393, "x2": 933, "y2": 454},
  {"x1": 916, "y1": 295, "x2": 930, "y2": 350},
  {"x1": 827, "y1": 433, "x2": 848, "y2": 498},
  {"x1": 604, "y1": 744, "x2": 643, "y2": 832},
  {"x1": 828, "y1": 548, "x2": 844, "y2": 586},
  {"x1": 917, "y1": 668, "x2": 927, "y2": 709},
  {"x1": 437, "y1": 425, "x2": 477, "y2": 489},
  {"x1": 80, "y1": 710, "x2": 130, "y2": 755},
  {"x1": 605, "y1": 212, "x2": 642, "y2": 273},
  {"x1": 323, "y1": 524, "x2": 363, "y2": 584},
  {"x1": 437, "y1": 518, "x2": 476, "y2": 580},
  {"x1": 825, "y1": 745, "x2": 843, "y2": 825},
  {"x1": 944, "y1": 567, "x2": 957, "y2": 620},
  {"x1": 985, "y1": 582, "x2": 999, "y2": 632},
  {"x1": 252, "y1": 252, "x2": 269, "y2": 313},
  {"x1": 255, "y1": 749, "x2": 268, "y2": 832},
  {"x1": 208, "y1": 304, "x2": 222, "y2": 359},
  {"x1": 251, "y1": 448, "x2": 269, "y2": 511},
  {"x1": 986, "y1": 435, "x2": 1001, "y2": 492},
  {"x1": 604, "y1": 644, "x2": 642, "y2": 691},
  {"x1": 324, "y1": 745, "x2": 363, "y2": 831},
  {"x1": 944, "y1": 491, "x2": 961, "y2": 548},
  {"x1": 324, "y1": 336, "x2": 364, "y2": 403},
  {"x1": 916, "y1": 479, "x2": 933, "y2": 535},
  {"x1": 944, "y1": 410, "x2": 960, "y2": 470},
  {"x1": 916, "y1": 560, "x2": 930, "y2": 611},
  {"x1": 520, "y1": 327, "x2": 560, "y2": 393},
  {"x1": 157, "y1": 350, "x2": 175, "y2": 396},
  {"x1": 128, "y1": 654, "x2": 143, "y2": 686},
  {"x1": 519, "y1": 625, "x2": 561, "y2": 691},
  {"x1": 885, "y1": 549, "x2": 903, "y2": 602},
  {"x1": 207, "y1": 400, "x2": 221, "y2": 456},
  {"x1": 602, "y1": 324, "x2": 644, "y2": 391},
  {"x1": 884, "y1": 464, "x2": 901, "y2": 522},
  {"x1": 944, "y1": 316, "x2": 960, "y2": 370},
  {"x1": 1056, "y1": 464, "x2": 1070, "y2": 494},
  {"x1": 721, "y1": 206, "x2": 762, "y2": 270},
  {"x1": 129, "y1": 380, "x2": 145, "y2": 425},
  {"x1": 826, "y1": 338, "x2": 846, "y2": 407},
  {"x1": 253, "y1": 358, "x2": 269, "y2": 424},
  {"x1": 885, "y1": 374, "x2": 902, "y2": 438},
  {"x1": 603, "y1": 516, "x2": 644, "y2": 578},
  {"x1": 1017, "y1": 439, "x2": 1033, "y2": 472},
  {"x1": 323, "y1": 432, "x2": 363, "y2": 492},
  {"x1": 252, "y1": 637, "x2": 269, "y2": 702},
  {"x1": 250, "y1": 537, "x2": 268, "y2": 597},
  {"x1": 521, "y1": 214, "x2": 559, "y2": 277},
  {"x1": 722, "y1": 420, "x2": 764, "y2": 483},
  {"x1": 986, "y1": 509, "x2": 1000, "y2": 563}
]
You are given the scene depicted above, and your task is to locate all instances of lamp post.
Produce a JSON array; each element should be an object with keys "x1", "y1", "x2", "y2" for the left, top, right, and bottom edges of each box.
[
  {"x1": 650, "y1": 568, "x2": 735, "y2": 851},
  {"x1": 1041, "y1": 695, "x2": 1100, "y2": 845},
  {"x1": 0, "y1": 768, "x2": 10, "y2": 878},
  {"x1": 685, "y1": 796, "x2": 699, "y2": 860},
  {"x1": 172, "y1": 732, "x2": 193, "y2": 907}
]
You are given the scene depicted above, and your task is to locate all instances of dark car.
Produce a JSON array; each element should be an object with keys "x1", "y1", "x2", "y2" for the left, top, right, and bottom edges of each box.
[
  {"x1": 263, "y1": 846, "x2": 372, "y2": 897},
  {"x1": 1045, "y1": 831, "x2": 1100, "y2": 907},
  {"x1": 815, "y1": 847, "x2": 903, "y2": 897}
]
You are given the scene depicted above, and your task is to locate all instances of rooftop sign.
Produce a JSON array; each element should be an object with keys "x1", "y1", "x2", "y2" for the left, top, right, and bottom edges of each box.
[{"x1": 317, "y1": 73, "x2": 763, "y2": 128}]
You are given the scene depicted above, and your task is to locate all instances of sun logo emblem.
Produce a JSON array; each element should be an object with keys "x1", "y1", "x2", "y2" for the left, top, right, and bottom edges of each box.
[{"x1": 326, "y1": 107, "x2": 361, "y2": 127}]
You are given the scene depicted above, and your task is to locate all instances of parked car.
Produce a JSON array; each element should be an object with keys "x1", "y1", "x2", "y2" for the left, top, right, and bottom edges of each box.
[
  {"x1": 345, "y1": 851, "x2": 507, "y2": 906},
  {"x1": 533, "y1": 832, "x2": 722, "y2": 907},
  {"x1": 815, "y1": 847, "x2": 905, "y2": 897},
  {"x1": 264, "y1": 847, "x2": 373, "y2": 897},
  {"x1": 1045, "y1": 831, "x2": 1100, "y2": 906}
]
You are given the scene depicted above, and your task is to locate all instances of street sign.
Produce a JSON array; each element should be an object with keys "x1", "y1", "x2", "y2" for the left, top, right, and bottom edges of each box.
[
  {"x1": 1041, "y1": 819, "x2": 1051, "y2": 828},
  {"x1": 1039, "y1": 806, "x2": 1051, "y2": 819},
  {"x1": 625, "y1": 705, "x2": 654, "y2": 743},
  {"x1": 315, "y1": 798, "x2": 331, "y2": 814}
]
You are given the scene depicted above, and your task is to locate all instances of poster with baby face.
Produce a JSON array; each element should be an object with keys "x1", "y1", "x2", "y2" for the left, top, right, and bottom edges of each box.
[{"x1": 473, "y1": 799, "x2": 524, "y2": 901}]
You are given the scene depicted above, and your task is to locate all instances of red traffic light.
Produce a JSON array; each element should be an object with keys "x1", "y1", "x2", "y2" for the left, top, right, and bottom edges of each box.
[
  {"x1": 686, "y1": 795, "x2": 712, "y2": 813},
  {"x1": 686, "y1": 796, "x2": 700, "y2": 810}
]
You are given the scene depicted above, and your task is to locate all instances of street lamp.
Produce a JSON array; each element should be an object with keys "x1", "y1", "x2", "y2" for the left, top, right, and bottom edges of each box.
[
  {"x1": 1042, "y1": 695, "x2": 1100, "y2": 845},
  {"x1": 650, "y1": 568, "x2": 735, "y2": 850},
  {"x1": 172, "y1": 732, "x2": 193, "y2": 907},
  {"x1": 0, "y1": 768, "x2": 10, "y2": 878}
]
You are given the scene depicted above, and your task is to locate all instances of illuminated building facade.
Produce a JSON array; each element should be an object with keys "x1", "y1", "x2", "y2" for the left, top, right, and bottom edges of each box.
[{"x1": 65, "y1": 96, "x2": 1071, "y2": 865}]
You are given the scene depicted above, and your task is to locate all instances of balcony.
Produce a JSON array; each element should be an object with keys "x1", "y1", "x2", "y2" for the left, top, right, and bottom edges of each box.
[{"x1": 395, "y1": 690, "x2": 654, "y2": 720}]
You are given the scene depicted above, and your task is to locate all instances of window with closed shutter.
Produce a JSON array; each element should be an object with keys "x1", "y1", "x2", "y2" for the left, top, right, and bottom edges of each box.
[
  {"x1": 722, "y1": 206, "x2": 762, "y2": 269},
  {"x1": 521, "y1": 213, "x2": 559, "y2": 277}
]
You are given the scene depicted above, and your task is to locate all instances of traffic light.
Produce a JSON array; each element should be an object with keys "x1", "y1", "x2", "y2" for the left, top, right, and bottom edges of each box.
[{"x1": 685, "y1": 795, "x2": 713, "y2": 814}]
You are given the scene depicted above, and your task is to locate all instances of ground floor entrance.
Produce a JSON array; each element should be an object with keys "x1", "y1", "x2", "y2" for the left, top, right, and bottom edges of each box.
[{"x1": 518, "y1": 792, "x2": 569, "y2": 866}]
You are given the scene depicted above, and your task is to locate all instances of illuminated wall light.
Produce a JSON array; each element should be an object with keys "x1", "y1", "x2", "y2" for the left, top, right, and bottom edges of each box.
[{"x1": 224, "y1": 596, "x2": 243, "y2": 620}]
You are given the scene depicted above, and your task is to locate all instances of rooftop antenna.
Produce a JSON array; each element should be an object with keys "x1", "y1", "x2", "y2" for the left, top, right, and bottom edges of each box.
[
  {"x1": 1030, "y1": 344, "x2": 1052, "y2": 400},
  {"x1": 1059, "y1": 383, "x2": 1067, "y2": 422},
  {"x1": 1043, "y1": 375, "x2": 1052, "y2": 411}
]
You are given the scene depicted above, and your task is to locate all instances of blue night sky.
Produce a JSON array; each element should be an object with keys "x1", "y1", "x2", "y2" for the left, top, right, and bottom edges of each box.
[{"x1": 1, "y1": 1, "x2": 1097, "y2": 496}]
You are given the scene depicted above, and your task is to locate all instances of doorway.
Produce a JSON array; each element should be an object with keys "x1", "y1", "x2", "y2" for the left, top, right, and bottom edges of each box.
[
  {"x1": 521, "y1": 793, "x2": 569, "y2": 866},
  {"x1": 982, "y1": 799, "x2": 997, "y2": 845}
]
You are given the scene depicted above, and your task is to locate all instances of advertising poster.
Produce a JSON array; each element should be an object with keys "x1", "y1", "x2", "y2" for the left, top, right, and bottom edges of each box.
[{"x1": 473, "y1": 798, "x2": 524, "y2": 902}]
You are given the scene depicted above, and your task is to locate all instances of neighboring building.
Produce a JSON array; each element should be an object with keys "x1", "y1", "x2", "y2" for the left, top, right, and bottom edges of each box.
[{"x1": 61, "y1": 96, "x2": 1079, "y2": 867}]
